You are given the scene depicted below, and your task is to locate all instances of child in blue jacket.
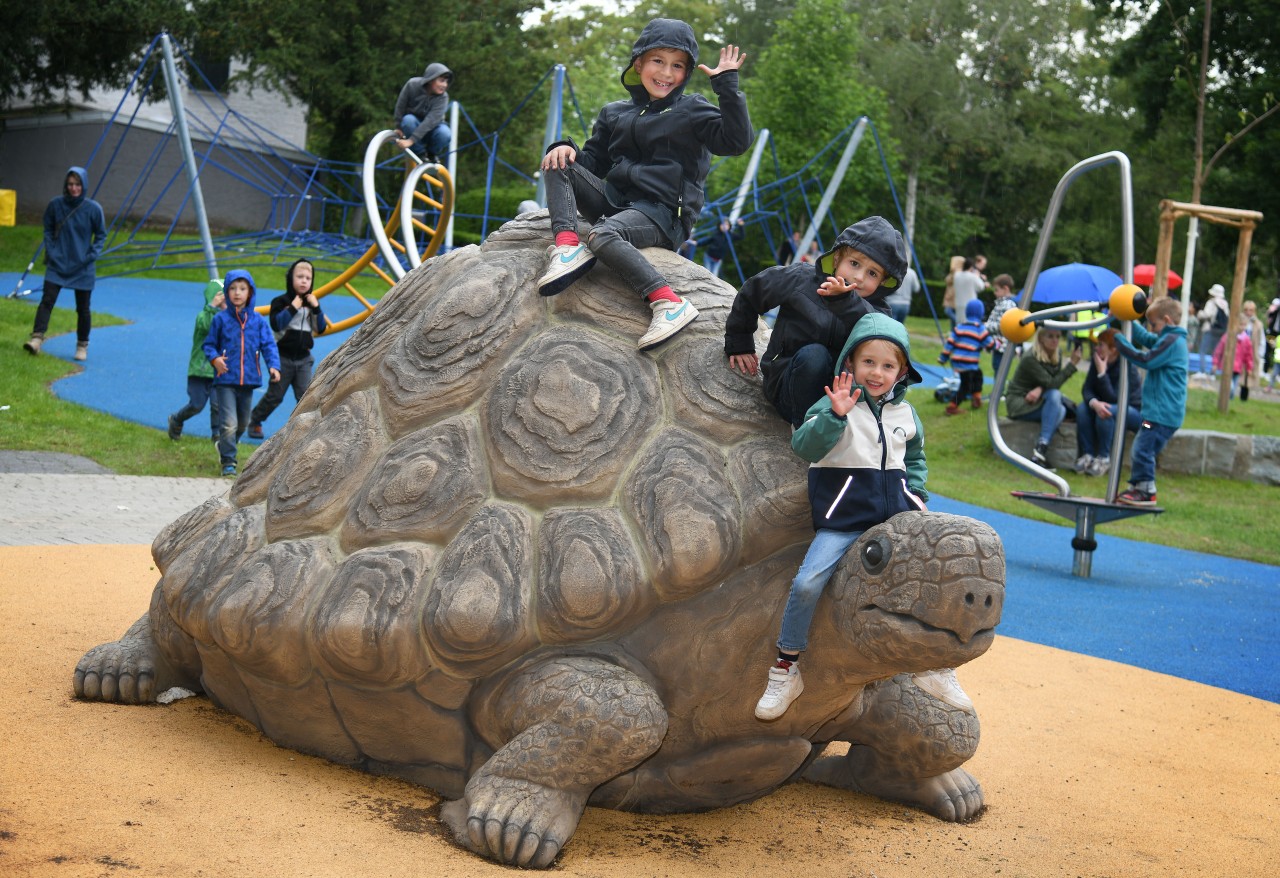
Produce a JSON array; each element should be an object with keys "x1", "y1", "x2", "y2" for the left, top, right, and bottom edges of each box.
[
  {"x1": 202, "y1": 269, "x2": 280, "y2": 477},
  {"x1": 755, "y1": 313, "x2": 928, "y2": 720},
  {"x1": 1112, "y1": 296, "x2": 1188, "y2": 506},
  {"x1": 938, "y1": 298, "x2": 996, "y2": 414}
]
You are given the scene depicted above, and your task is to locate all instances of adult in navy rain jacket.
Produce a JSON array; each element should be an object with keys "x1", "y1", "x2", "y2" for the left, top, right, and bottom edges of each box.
[
  {"x1": 202, "y1": 269, "x2": 280, "y2": 475},
  {"x1": 24, "y1": 166, "x2": 107, "y2": 360}
]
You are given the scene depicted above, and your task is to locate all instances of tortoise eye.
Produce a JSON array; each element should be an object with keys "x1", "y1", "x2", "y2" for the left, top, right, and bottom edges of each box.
[{"x1": 861, "y1": 536, "x2": 890, "y2": 575}]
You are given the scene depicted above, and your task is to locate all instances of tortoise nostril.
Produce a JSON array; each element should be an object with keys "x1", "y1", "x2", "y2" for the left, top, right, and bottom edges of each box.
[
  {"x1": 985, "y1": 595, "x2": 993, "y2": 607},
  {"x1": 965, "y1": 593, "x2": 974, "y2": 605}
]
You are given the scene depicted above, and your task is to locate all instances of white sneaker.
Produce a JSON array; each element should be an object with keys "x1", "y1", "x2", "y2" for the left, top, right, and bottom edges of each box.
[
  {"x1": 1074, "y1": 454, "x2": 1093, "y2": 474},
  {"x1": 1087, "y1": 455, "x2": 1110, "y2": 477},
  {"x1": 74, "y1": 342, "x2": 88, "y2": 362},
  {"x1": 638, "y1": 296, "x2": 698, "y2": 350},
  {"x1": 537, "y1": 243, "x2": 596, "y2": 296},
  {"x1": 754, "y1": 662, "x2": 803, "y2": 721}
]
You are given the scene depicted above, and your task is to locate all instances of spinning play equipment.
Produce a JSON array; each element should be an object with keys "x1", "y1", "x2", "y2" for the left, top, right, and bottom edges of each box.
[{"x1": 988, "y1": 152, "x2": 1160, "y2": 578}]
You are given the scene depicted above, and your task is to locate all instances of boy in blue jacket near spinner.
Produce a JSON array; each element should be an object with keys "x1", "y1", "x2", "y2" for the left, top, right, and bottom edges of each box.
[
  {"x1": 536, "y1": 18, "x2": 753, "y2": 351},
  {"x1": 203, "y1": 269, "x2": 280, "y2": 478},
  {"x1": 724, "y1": 216, "x2": 906, "y2": 426},
  {"x1": 1112, "y1": 296, "x2": 1188, "y2": 507},
  {"x1": 755, "y1": 313, "x2": 928, "y2": 720}
]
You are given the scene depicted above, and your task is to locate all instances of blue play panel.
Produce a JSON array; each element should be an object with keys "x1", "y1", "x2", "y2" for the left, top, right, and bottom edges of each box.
[{"x1": 6, "y1": 271, "x2": 1278, "y2": 704}]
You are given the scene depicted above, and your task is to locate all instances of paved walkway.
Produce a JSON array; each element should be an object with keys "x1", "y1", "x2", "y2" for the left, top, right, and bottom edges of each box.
[{"x1": 0, "y1": 451, "x2": 227, "y2": 546}]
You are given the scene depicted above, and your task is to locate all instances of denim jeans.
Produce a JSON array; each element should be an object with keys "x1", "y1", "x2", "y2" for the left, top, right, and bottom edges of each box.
[
  {"x1": 774, "y1": 343, "x2": 836, "y2": 427},
  {"x1": 212, "y1": 384, "x2": 254, "y2": 467},
  {"x1": 399, "y1": 115, "x2": 450, "y2": 158},
  {"x1": 702, "y1": 254, "x2": 723, "y2": 277},
  {"x1": 889, "y1": 302, "x2": 910, "y2": 324},
  {"x1": 777, "y1": 528, "x2": 863, "y2": 653},
  {"x1": 173, "y1": 376, "x2": 220, "y2": 436},
  {"x1": 250, "y1": 354, "x2": 313, "y2": 426},
  {"x1": 1128, "y1": 419, "x2": 1178, "y2": 489},
  {"x1": 33, "y1": 281, "x2": 92, "y2": 343},
  {"x1": 1076, "y1": 401, "x2": 1140, "y2": 458},
  {"x1": 1013, "y1": 387, "x2": 1070, "y2": 445},
  {"x1": 544, "y1": 162, "x2": 669, "y2": 298}
]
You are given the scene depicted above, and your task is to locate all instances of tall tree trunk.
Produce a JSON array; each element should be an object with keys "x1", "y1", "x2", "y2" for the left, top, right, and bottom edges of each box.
[
  {"x1": 1180, "y1": 0, "x2": 1212, "y2": 322},
  {"x1": 905, "y1": 167, "x2": 918, "y2": 243}
]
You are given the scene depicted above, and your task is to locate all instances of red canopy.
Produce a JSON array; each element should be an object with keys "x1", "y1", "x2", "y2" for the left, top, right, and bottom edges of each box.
[{"x1": 1133, "y1": 264, "x2": 1183, "y2": 289}]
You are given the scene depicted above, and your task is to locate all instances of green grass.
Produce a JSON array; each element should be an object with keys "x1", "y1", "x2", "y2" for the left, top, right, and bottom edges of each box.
[{"x1": 2, "y1": 249, "x2": 1277, "y2": 565}]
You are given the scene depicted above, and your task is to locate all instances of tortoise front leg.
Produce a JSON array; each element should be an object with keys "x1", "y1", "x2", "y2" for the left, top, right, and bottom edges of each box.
[
  {"x1": 441, "y1": 656, "x2": 667, "y2": 868},
  {"x1": 805, "y1": 669, "x2": 985, "y2": 822}
]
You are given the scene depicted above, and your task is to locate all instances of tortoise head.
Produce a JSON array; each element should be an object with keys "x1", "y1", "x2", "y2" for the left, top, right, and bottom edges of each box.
[{"x1": 822, "y1": 511, "x2": 1005, "y2": 674}]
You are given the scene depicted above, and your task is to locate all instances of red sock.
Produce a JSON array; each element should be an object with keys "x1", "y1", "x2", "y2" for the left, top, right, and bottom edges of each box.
[
  {"x1": 646, "y1": 286, "x2": 680, "y2": 304},
  {"x1": 555, "y1": 231, "x2": 580, "y2": 247}
]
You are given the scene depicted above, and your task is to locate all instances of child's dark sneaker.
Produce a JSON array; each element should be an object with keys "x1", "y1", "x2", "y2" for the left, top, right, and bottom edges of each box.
[
  {"x1": 970, "y1": 392, "x2": 983, "y2": 409},
  {"x1": 538, "y1": 243, "x2": 596, "y2": 296},
  {"x1": 945, "y1": 402, "x2": 961, "y2": 415},
  {"x1": 1117, "y1": 487, "x2": 1157, "y2": 506},
  {"x1": 754, "y1": 661, "x2": 803, "y2": 721},
  {"x1": 1031, "y1": 442, "x2": 1050, "y2": 467},
  {"x1": 167, "y1": 414, "x2": 182, "y2": 441},
  {"x1": 638, "y1": 296, "x2": 698, "y2": 350},
  {"x1": 221, "y1": 464, "x2": 237, "y2": 478},
  {"x1": 247, "y1": 423, "x2": 264, "y2": 440}
]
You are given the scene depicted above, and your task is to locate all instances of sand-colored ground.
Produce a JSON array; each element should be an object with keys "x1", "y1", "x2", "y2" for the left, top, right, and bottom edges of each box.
[{"x1": 2, "y1": 543, "x2": 1277, "y2": 877}]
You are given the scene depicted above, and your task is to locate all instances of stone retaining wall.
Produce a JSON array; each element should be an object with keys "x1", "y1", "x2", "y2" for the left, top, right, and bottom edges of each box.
[{"x1": 996, "y1": 419, "x2": 1280, "y2": 486}]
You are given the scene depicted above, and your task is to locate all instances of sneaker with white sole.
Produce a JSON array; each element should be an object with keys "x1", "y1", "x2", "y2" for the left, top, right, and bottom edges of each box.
[
  {"x1": 537, "y1": 243, "x2": 596, "y2": 297},
  {"x1": 1031, "y1": 441, "x2": 1050, "y2": 467},
  {"x1": 1117, "y1": 486, "x2": 1157, "y2": 506},
  {"x1": 74, "y1": 342, "x2": 88, "y2": 361},
  {"x1": 1087, "y1": 455, "x2": 1110, "y2": 477},
  {"x1": 638, "y1": 296, "x2": 698, "y2": 350},
  {"x1": 23, "y1": 335, "x2": 42, "y2": 355},
  {"x1": 754, "y1": 661, "x2": 803, "y2": 721}
]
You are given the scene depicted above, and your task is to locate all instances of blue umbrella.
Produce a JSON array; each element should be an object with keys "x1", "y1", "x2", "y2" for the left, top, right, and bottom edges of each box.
[{"x1": 1025, "y1": 262, "x2": 1123, "y2": 304}]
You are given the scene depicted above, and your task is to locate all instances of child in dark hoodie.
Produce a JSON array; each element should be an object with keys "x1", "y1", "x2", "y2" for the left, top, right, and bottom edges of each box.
[
  {"x1": 394, "y1": 62, "x2": 453, "y2": 161},
  {"x1": 724, "y1": 216, "x2": 907, "y2": 426},
  {"x1": 202, "y1": 269, "x2": 280, "y2": 477},
  {"x1": 247, "y1": 259, "x2": 328, "y2": 439},
  {"x1": 536, "y1": 18, "x2": 754, "y2": 351}
]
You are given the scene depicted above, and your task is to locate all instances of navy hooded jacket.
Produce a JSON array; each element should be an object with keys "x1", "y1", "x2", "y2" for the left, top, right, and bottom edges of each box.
[
  {"x1": 43, "y1": 166, "x2": 107, "y2": 289},
  {"x1": 203, "y1": 269, "x2": 280, "y2": 387}
]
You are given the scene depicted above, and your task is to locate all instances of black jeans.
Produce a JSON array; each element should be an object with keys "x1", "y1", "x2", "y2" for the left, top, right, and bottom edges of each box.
[
  {"x1": 33, "y1": 281, "x2": 92, "y2": 342},
  {"x1": 544, "y1": 162, "x2": 670, "y2": 298},
  {"x1": 250, "y1": 354, "x2": 313, "y2": 426}
]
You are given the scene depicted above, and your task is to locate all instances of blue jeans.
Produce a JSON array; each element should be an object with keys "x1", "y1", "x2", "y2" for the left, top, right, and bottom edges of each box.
[
  {"x1": 777, "y1": 528, "x2": 863, "y2": 653},
  {"x1": 250, "y1": 354, "x2": 313, "y2": 426},
  {"x1": 703, "y1": 254, "x2": 723, "y2": 276},
  {"x1": 1012, "y1": 388, "x2": 1071, "y2": 445},
  {"x1": 774, "y1": 343, "x2": 836, "y2": 427},
  {"x1": 544, "y1": 161, "x2": 669, "y2": 298},
  {"x1": 1076, "y1": 401, "x2": 1141, "y2": 457},
  {"x1": 212, "y1": 384, "x2": 254, "y2": 467},
  {"x1": 889, "y1": 302, "x2": 910, "y2": 324},
  {"x1": 399, "y1": 115, "x2": 450, "y2": 159},
  {"x1": 172, "y1": 376, "x2": 219, "y2": 435},
  {"x1": 1128, "y1": 419, "x2": 1178, "y2": 490}
]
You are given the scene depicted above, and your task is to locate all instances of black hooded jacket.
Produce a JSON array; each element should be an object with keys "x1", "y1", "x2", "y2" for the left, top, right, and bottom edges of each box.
[
  {"x1": 724, "y1": 220, "x2": 905, "y2": 405},
  {"x1": 549, "y1": 19, "x2": 754, "y2": 248}
]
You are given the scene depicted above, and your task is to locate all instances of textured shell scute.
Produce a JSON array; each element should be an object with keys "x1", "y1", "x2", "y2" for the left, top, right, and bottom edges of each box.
[
  {"x1": 661, "y1": 336, "x2": 788, "y2": 446},
  {"x1": 265, "y1": 389, "x2": 384, "y2": 542},
  {"x1": 162, "y1": 504, "x2": 266, "y2": 645},
  {"x1": 421, "y1": 503, "x2": 537, "y2": 678},
  {"x1": 340, "y1": 414, "x2": 489, "y2": 552},
  {"x1": 378, "y1": 253, "x2": 544, "y2": 435},
  {"x1": 312, "y1": 542, "x2": 437, "y2": 687},
  {"x1": 231, "y1": 409, "x2": 320, "y2": 507},
  {"x1": 622, "y1": 427, "x2": 742, "y2": 601},
  {"x1": 484, "y1": 325, "x2": 660, "y2": 506},
  {"x1": 210, "y1": 537, "x2": 337, "y2": 684},
  {"x1": 536, "y1": 508, "x2": 653, "y2": 643}
]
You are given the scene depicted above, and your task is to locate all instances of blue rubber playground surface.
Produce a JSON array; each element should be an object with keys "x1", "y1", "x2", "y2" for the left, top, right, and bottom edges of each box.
[{"x1": 8, "y1": 272, "x2": 1279, "y2": 704}]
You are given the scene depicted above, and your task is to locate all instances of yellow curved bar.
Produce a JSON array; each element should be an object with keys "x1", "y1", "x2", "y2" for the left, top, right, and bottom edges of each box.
[{"x1": 254, "y1": 161, "x2": 454, "y2": 336}]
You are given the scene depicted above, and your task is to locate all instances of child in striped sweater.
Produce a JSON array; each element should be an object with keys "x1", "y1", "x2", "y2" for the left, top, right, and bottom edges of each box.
[{"x1": 938, "y1": 298, "x2": 996, "y2": 414}]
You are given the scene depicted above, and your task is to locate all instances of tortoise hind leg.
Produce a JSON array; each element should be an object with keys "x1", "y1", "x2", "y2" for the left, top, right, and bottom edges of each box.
[
  {"x1": 805, "y1": 669, "x2": 985, "y2": 822},
  {"x1": 73, "y1": 584, "x2": 202, "y2": 704},
  {"x1": 441, "y1": 656, "x2": 668, "y2": 868}
]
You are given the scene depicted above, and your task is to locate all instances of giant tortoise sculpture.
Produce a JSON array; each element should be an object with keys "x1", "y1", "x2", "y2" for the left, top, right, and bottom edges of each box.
[{"x1": 74, "y1": 217, "x2": 1005, "y2": 868}]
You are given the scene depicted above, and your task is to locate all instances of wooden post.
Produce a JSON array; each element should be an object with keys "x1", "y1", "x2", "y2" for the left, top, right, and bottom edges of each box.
[
  {"x1": 1153, "y1": 201, "x2": 1176, "y2": 300},
  {"x1": 1217, "y1": 221, "x2": 1257, "y2": 413}
]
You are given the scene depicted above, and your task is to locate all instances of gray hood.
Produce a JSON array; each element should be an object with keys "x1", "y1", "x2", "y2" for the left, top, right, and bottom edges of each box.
[
  {"x1": 421, "y1": 62, "x2": 453, "y2": 84},
  {"x1": 818, "y1": 216, "x2": 908, "y2": 289},
  {"x1": 621, "y1": 18, "x2": 698, "y2": 101}
]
